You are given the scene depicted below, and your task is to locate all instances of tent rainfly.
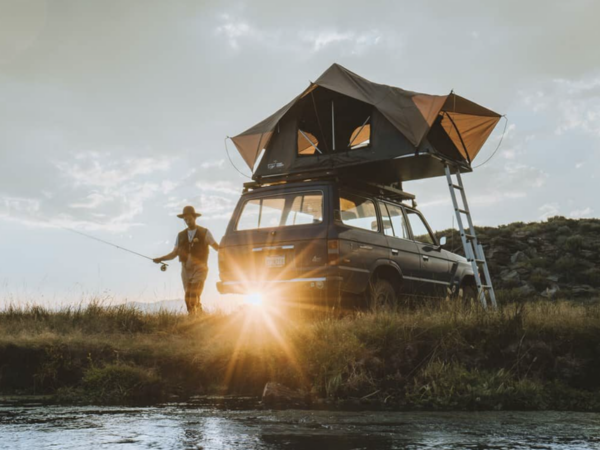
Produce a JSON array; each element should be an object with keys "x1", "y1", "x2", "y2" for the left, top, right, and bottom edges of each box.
[{"x1": 231, "y1": 63, "x2": 502, "y2": 184}]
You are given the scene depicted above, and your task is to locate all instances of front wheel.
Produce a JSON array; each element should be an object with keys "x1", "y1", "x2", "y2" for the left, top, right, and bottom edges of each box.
[
  {"x1": 459, "y1": 283, "x2": 480, "y2": 308},
  {"x1": 368, "y1": 279, "x2": 397, "y2": 312}
]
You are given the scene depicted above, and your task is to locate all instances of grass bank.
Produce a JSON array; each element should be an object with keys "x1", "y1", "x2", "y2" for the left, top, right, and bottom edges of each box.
[{"x1": 1, "y1": 295, "x2": 600, "y2": 410}]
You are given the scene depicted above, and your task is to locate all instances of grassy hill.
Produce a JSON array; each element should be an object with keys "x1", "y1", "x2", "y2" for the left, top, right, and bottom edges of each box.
[{"x1": 436, "y1": 216, "x2": 600, "y2": 298}]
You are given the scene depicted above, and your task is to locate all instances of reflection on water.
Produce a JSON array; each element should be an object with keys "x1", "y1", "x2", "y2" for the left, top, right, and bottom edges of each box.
[{"x1": 1, "y1": 402, "x2": 599, "y2": 450}]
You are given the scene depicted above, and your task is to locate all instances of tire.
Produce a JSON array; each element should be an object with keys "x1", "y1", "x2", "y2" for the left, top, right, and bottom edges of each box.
[
  {"x1": 460, "y1": 283, "x2": 479, "y2": 307},
  {"x1": 368, "y1": 278, "x2": 397, "y2": 312}
]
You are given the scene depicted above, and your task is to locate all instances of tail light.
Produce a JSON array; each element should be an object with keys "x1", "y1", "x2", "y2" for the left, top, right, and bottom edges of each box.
[{"x1": 328, "y1": 239, "x2": 339, "y2": 266}]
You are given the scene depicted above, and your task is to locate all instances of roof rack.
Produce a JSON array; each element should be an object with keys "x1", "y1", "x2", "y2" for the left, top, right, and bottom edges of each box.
[{"x1": 243, "y1": 169, "x2": 415, "y2": 204}]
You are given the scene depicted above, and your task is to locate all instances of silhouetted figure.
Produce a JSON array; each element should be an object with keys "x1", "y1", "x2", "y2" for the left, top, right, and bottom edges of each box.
[{"x1": 154, "y1": 206, "x2": 219, "y2": 314}]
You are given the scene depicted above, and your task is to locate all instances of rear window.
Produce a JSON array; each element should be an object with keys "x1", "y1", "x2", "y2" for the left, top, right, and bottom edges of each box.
[{"x1": 236, "y1": 191, "x2": 323, "y2": 231}]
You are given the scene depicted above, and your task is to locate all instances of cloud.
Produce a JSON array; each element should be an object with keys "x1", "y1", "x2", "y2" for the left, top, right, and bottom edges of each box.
[
  {"x1": 214, "y1": 13, "x2": 388, "y2": 55},
  {"x1": 302, "y1": 30, "x2": 384, "y2": 54},
  {"x1": 0, "y1": 152, "x2": 173, "y2": 232},
  {"x1": 55, "y1": 152, "x2": 171, "y2": 188},
  {"x1": 538, "y1": 203, "x2": 560, "y2": 220},
  {"x1": 215, "y1": 14, "x2": 256, "y2": 50},
  {"x1": 521, "y1": 74, "x2": 600, "y2": 138},
  {"x1": 569, "y1": 207, "x2": 593, "y2": 218},
  {"x1": 200, "y1": 159, "x2": 225, "y2": 169},
  {"x1": 196, "y1": 180, "x2": 240, "y2": 196}
]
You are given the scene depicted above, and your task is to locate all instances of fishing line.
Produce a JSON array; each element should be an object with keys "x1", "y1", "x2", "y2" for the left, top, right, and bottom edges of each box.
[
  {"x1": 472, "y1": 115, "x2": 508, "y2": 169},
  {"x1": 224, "y1": 137, "x2": 252, "y2": 179},
  {"x1": 61, "y1": 226, "x2": 168, "y2": 272}
]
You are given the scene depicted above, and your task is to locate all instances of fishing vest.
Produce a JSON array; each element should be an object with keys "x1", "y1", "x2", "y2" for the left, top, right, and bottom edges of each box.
[{"x1": 177, "y1": 226, "x2": 209, "y2": 265}]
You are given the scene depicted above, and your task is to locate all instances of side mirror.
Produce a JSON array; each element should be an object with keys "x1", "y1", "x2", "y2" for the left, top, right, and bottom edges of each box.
[{"x1": 439, "y1": 236, "x2": 447, "y2": 247}]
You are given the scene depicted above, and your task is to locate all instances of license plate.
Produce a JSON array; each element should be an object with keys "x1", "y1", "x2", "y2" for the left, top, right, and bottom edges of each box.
[{"x1": 265, "y1": 254, "x2": 285, "y2": 268}]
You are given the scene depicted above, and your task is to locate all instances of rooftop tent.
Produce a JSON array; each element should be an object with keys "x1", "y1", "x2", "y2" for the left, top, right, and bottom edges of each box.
[{"x1": 231, "y1": 64, "x2": 501, "y2": 183}]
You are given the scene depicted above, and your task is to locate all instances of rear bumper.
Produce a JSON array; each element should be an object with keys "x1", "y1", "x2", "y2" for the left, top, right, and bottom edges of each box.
[{"x1": 217, "y1": 276, "x2": 343, "y2": 296}]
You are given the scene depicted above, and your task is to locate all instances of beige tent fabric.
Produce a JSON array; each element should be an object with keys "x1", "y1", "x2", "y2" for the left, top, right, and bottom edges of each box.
[
  {"x1": 441, "y1": 113, "x2": 500, "y2": 162},
  {"x1": 349, "y1": 124, "x2": 371, "y2": 148},
  {"x1": 231, "y1": 64, "x2": 501, "y2": 169},
  {"x1": 297, "y1": 131, "x2": 319, "y2": 155},
  {"x1": 412, "y1": 94, "x2": 448, "y2": 128}
]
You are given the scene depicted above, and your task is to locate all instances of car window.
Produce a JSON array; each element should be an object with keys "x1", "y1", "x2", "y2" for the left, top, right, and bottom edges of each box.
[
  {"x1": 405, "y1": 210, "x2": 435, "y2": 245},
  {"x1": 340, "y1": 192, "x2": 378, "y2": 232},
  {"x1": 285, "y1": 194, "x2": 323, "y2": 226},
  {"x1": 384, "y1": 203, "x2": 410, "y2": 240},
  {"x1": 378, "y1": 202, "x2": 394, "y2": 237},
  {"x1": 237, "y1": 192, "x2": 323, "y2": 230}
]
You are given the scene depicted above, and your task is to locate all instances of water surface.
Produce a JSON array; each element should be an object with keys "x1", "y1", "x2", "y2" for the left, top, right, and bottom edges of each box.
[{"x1": 1, "y1": 402, "x2": 599, "y2": 449}]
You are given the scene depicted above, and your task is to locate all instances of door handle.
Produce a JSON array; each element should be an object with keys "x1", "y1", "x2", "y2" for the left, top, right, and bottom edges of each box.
[
  {"x1": 422, "y1": 255, "x2": 429, "y2": 261},
  {"x1": 391, "y1": 249, "x2": 399, "y2": 255},
  {"x1": 359, "y1": 245, "x2": 373, "y2": 250}
]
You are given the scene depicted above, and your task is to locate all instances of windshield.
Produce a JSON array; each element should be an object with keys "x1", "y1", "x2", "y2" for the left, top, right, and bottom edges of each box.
[{"x1": 236, "y1": 191, "x2": 324, "y2": 231}]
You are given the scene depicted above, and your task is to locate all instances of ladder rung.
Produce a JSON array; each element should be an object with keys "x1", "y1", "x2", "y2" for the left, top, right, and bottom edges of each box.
[
  {"x1": 457, "y1": 208, "x2": 469, "y2": 215},
  {"x1": 479, "y1": 285, "x2": 492, "y2": 289},
  {"x1": 464, "y1": 233, "x2": 476, "y2": 240},
  {"x1": 475, "y1": 259, "x2": 485, "y2": 264},
  {"x1": 451, "y1": 184, "x2": 463, "y2": 190}
]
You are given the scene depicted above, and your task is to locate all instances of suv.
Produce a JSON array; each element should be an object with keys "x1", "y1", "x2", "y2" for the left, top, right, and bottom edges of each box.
[{"x1": 217, "y1": 179, "x2": 475, "y2": 307}]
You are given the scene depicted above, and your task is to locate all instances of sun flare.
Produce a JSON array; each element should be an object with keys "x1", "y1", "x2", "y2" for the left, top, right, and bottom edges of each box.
[{"x1": 244, "y1": 292, "x2": 264, "y2": 307}]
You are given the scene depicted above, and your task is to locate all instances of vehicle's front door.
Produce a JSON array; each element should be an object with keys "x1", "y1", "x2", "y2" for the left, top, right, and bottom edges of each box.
[
  {"x1": 378, "y1": 201, "x2": 423, "y2": 293},
  {"x1": 404, "y1": 208, "x2": 452, "y2": 294}
]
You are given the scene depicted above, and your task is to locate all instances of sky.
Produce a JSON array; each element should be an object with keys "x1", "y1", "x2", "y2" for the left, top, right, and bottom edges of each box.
[{"x1": 1, "y1": 0, "x2": 599, "y2": 309}]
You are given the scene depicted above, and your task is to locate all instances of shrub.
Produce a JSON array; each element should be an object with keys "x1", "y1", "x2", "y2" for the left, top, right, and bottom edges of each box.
[
  {"x1": 564, "y1": 235, "x2": 585, "y2": 252},
  {"x1": 82, "y1": 363, "x2": 165, "y2": 404},
  {"x1": 582, "y1": 268, "x2": 600, "y2": 287}
]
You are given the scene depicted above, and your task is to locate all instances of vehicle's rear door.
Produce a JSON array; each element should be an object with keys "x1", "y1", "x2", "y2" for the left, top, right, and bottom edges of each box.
[
  {"x1": 335, "y1": 191, "x2": 388, "y2": 294},
  {"x1": 378, "y1": 201, "x2": 423, "y2": 292},
  {"x1": 219, "y1": 188, "x2": 329, "y2": 283},
  {"x1": 404, "y1": 208, "x2": 452, "y2": 291}
]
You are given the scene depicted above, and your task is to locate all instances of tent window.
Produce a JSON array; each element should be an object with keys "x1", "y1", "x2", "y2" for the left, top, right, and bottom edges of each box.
[
  {"x1": 297, "y1": 130, "x2": 320, "y2": 155},
  {"x1": 349, "y1": 123, "x2": 371, "y2": 150}
]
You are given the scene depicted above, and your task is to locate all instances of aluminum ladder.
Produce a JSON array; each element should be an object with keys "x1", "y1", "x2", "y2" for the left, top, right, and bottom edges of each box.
[{"x1": 444, "y1": 164, "x2": 497, "y2": 309}]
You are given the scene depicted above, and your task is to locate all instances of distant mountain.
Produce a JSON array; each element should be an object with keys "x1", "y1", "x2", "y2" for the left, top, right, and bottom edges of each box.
[{"x1": 124, "y1": 299, "x2": 186, "y2": 313}]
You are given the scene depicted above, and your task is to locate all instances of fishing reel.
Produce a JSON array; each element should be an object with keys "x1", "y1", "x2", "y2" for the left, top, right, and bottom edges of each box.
[{"x1": 160, "y1": 263, "x2": 168, "y2": 272}]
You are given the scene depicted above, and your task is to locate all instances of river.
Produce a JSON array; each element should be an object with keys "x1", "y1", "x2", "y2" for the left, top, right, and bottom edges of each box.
[{"x1": 1, "y1": 400, "x2": 599, "y2": 449}]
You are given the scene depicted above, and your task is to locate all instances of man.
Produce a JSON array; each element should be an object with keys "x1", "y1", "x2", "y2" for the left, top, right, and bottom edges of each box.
[{"x1": 153, "y1": 205, "x2": 219, "y2": 314}]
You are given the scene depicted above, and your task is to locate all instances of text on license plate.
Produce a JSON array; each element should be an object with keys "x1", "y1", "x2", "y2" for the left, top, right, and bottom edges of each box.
[{"x1": 265, "y1": 255, "x2": 285, "y2": 268}]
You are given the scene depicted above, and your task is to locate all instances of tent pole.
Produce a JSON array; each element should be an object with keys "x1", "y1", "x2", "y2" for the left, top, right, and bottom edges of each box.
[{"x1": 331, "y1": 101, "x2": 335, "y2": 151}]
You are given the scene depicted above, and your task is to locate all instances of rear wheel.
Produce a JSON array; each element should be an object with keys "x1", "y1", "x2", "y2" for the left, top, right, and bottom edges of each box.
[{"x1": 368, "y1": 278, "x2": 397, "y2": 312}]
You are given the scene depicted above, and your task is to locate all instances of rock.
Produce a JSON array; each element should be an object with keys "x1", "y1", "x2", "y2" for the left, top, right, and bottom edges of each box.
[
  {"x1": 541, "y1": 285, "x2": 560, "y2": 299},
  {"x1": 488, "y1": 247, "x2": 511, "y2": 265},
  {"x1": 571, "y1": 285, "x2": 597, "y2": 298},
  {"x1": 514, "y1": 263, "x2": 532, "y2": 276},
  {"x1": 516, "y1": 284, "x2": 536, "y2": 296},
  {"x1": 262, "y1": 382, "x2": 309, "y2": 409},
  {"x1": 511, "y1": 251, "x2": 529, "y2": 264},
  {"x1": 500, "y1": 270, "x2": 520, "y2": 282}
]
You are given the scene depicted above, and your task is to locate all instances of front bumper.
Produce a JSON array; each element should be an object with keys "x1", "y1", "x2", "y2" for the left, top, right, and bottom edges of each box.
[{"x1": 217, "y1": 276, "x2": 343, "y2": 296}]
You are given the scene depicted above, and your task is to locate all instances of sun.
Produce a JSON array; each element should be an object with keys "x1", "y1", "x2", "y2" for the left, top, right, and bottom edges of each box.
[{"x1": 244, "y1": 292, "x2": 264, "y2": 307}]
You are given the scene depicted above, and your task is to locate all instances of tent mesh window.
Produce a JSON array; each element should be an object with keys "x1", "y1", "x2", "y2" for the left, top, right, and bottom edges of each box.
[{"x1": 295, "y1": 87, "x2": 372, "y2": 157}]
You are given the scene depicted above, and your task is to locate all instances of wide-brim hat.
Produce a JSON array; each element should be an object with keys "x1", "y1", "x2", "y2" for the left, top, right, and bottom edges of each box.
[{"x1": 177, "y1": 205, "x2": 201, "y2": 218}]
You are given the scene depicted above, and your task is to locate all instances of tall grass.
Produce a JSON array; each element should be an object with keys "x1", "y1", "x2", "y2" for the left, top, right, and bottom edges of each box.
[{"x1": 1, "y1": 295, "x2": 599, "y2": 409}]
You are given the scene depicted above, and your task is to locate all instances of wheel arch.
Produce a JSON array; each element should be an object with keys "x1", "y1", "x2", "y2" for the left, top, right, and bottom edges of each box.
[{"x1": 370, "y1": 260, "x2": 403, "y2": 294}]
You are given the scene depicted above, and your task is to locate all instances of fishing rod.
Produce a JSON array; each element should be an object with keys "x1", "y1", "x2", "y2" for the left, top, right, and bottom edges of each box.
[{"x1": 62, "y1": 227, "x2": 169, "y2": 272}]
